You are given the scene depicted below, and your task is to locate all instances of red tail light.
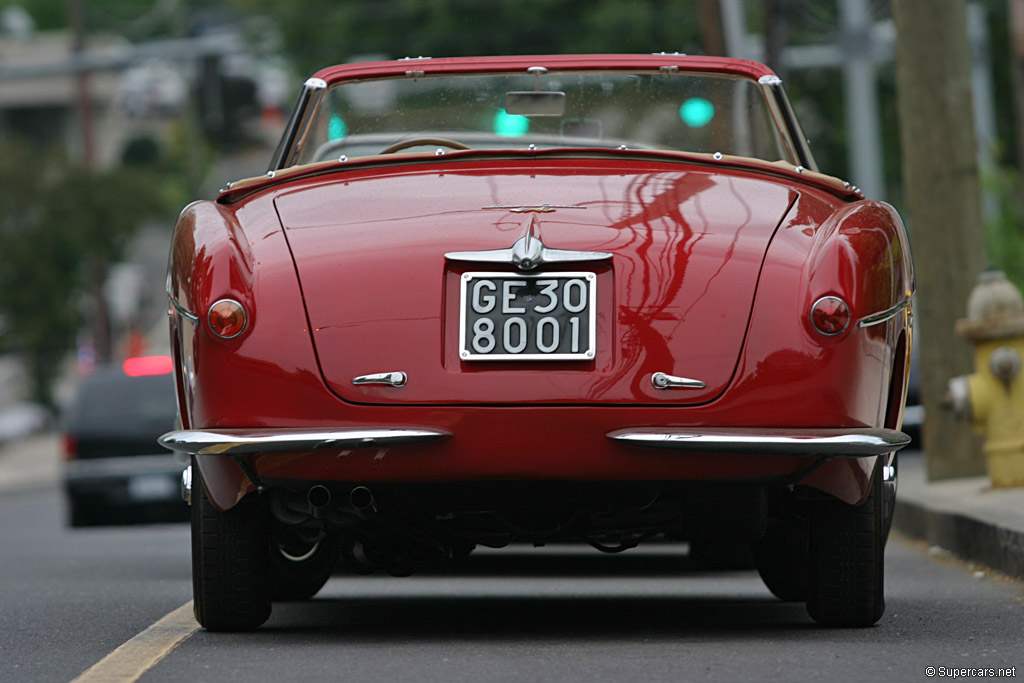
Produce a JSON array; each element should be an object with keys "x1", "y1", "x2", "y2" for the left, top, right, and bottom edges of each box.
[
  {"x1": 61, "y1": 434, "x2": 78, "y2": 461},
  {"x1": 810, "y1": 296, "x2": 851, "y2": 336},
  {"x1": 207, "y1": 299, "x2": 247, "y2": 339},
  {"x1": 122, "y1": 355, "x2": 173, "y2": 377}
]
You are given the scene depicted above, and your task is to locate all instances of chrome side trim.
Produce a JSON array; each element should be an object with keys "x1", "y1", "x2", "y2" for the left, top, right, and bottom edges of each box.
[
  {"x1": 158, "y1": 428, "x2": 449, "y2": 456},
  {"x1": 168, "y1": 297, "x2": 200, "y2": 324},
  {"x1": 857, "y1": 297, "x2": 912, "y2": 328},
  {"x1": 607, "y1": 427, "x2": 910, "y2": 457},
  {"x1": 353, "y1": 371, "x2": 408, "y2": 387},
  {"x1": 304, "y1": 77, "x2": 328, "y2": 90},
  {"x1": 651, "y1": 372, "x2": 706, "y2": 390}
]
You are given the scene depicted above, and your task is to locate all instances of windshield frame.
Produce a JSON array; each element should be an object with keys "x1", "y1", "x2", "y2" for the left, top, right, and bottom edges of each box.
[{"x1": 268, "y1": 55, "x2": 816, "y2": 173}]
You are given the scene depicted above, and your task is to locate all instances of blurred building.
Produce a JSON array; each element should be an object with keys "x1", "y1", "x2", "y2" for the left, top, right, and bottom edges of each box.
[
  {"x1": 0, "y1": 8, "x2": 287, "y2": 168},
  {"x1": 0, "y1": 26, "x2": 124, "y2": 163}
]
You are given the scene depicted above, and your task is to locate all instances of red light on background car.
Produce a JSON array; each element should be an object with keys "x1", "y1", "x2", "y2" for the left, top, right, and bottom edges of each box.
[
  {"x1": 810, "y1": 296, "x2": 851, "y2": 336},
  {"x1": 207, "y1": 299, "x2": 247, "y2": 339},
  {"x1": 122, "y1": 355, "x2": 174, "y2": 377},
  {"x1": 61, "y1": 434, "x2": 78, "y2": 461}
]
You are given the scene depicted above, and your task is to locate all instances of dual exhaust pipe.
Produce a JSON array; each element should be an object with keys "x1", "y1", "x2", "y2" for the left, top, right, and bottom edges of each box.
[{"x1": 304, "y1": 484, "x2": 377, "y2": 519}]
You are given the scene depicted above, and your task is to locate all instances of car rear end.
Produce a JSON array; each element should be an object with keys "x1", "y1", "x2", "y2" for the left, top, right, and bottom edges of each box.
[
  {"x1": 163, "y1": 55, "x2": 913, "y2": 630},
  {"x1": 63, "y1": 356, "x2": 186, "y2": 526}
]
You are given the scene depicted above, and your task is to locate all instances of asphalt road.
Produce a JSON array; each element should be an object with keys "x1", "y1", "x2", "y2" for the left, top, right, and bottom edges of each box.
[{"x1": 2, "y1": 476, "x2": 1022, "y2": 682}]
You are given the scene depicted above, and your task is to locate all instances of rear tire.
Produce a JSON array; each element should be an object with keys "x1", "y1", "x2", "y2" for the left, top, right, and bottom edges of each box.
[
  {"x1": 67, "y1": 495, "x2": 103, "y2": 527},
  {"x1": 191, "y1": 463, "x2": 271, "y2": 631},
  {"x1": 806, "y1": 462, "x2": 886, "y2": 627}
]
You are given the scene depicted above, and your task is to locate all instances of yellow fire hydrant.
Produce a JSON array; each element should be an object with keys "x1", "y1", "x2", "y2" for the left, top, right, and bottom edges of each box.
[{"x1": 948, "y1": 270, "x2": 1024, "y2": 487}]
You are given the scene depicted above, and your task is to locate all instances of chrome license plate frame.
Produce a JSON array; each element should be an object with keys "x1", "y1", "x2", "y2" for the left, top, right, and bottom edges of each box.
[{"x1": 458, "y1": 272, "x2": 597, "y2": 361}]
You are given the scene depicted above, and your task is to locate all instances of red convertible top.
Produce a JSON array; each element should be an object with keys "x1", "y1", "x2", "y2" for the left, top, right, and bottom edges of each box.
[{"x1": 311, "y1": 54, "x2": 778, "y2": 84}]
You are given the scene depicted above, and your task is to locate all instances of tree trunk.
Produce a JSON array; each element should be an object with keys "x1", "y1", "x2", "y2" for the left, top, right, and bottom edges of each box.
[
  {"x1": 892, "y1": 0, "x2": 986, "y2": 479},
  {"x1": 90, "y1": 259, "x2": 112, "y2": 365}
]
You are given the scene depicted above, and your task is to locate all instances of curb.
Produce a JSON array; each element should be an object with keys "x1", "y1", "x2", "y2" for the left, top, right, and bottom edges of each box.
[{"x1": 893, "y1": 452, "x2": 1024, "y2": 578}]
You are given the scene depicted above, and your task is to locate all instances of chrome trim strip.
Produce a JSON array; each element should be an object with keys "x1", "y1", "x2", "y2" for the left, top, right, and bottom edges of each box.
[
  {"x1": 482, "y1": 204, "x2": 586, "y2": 213},
  {"x1": 269, "y1": 80, "x2": 328, "y2": 170},
  {"x1": 158, "y1": 428, "x2": 449, "y2": 455},
  {"x1": 353, "y1": 371, "x2": 408, "y2": 387},
  {"x1": 446, "y1": 234, "x2": 611, "y2": 272},
  {"x1": 858, "y1": 298, "x2": 912, "y2": 328},
  {"x1": 607, "y1": 427, "x2": 910, "y2": 457},
  {"x1": 651, "y1": 372, "x2": 706, "y2": 390},
  {"x1": 761, "y1": 81, "x2": 816, "y2": 170},
  {"x1": 168, "y1": 297, "x2": 200, "y2": 324}
]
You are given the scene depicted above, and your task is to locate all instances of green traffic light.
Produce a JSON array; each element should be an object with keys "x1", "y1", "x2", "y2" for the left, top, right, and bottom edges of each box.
[
  {"x1": 329, "y1": 114, "x2": 348, "y2": 140},
  {"x1": 493, "y1": 110, "x2": 529, "y2": 137},
  {"x1": 679, "y1": 98, "x2": 715, "y2": 128}
]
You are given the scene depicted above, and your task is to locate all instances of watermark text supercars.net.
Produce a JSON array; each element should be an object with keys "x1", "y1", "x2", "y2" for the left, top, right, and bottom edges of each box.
[{"x1": 925, "y1": 667, "x2": 1017, "y2": 678}]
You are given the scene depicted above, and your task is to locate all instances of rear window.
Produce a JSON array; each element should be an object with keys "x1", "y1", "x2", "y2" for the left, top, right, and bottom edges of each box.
[{"x1": 65, "y1": 370, "x2": 176, "y2": 437}]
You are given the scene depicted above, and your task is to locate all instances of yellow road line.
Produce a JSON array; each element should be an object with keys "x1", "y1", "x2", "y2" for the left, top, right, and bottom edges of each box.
[{"x1": 72, "y1": 601, "x2": 197, "y2": 683}]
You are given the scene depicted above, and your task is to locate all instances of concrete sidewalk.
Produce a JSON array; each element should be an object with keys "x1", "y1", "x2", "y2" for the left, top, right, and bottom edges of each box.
[
  {"x1": 894, "y1": 451, "x2": 1024, "y2": 578},
  {"x1": 0, "y1": 432, "x2": 60, "y2": 495}
]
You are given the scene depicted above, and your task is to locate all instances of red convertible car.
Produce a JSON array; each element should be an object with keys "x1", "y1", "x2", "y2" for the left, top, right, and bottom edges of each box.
[{"x1": 160, "y1": 54, "x2": 913, "y2": 631}]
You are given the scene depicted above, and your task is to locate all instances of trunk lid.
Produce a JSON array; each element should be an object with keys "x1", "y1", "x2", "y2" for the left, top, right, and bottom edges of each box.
[{"x1": 274, "y1": 159, "x2": 795, "y2": 406}]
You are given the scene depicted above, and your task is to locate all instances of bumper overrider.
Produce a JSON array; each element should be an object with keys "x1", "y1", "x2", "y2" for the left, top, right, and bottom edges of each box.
[{"x1": 159, "y1": 425, "x2": 908, "y2": 457}]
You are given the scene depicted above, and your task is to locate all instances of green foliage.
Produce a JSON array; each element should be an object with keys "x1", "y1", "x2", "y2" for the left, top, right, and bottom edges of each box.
[
  {"x1": 0, "y1": 140, "x2": 160, "y2": 408},
  {"x1": 227, "y1": 0, "x2": 705, "y2": 77},
  {"x1": 13, "y1": 0, "x2": 225, "y2": 38},
  {"x1": 982, "y1": 166, "x2": 1024, "y2": 290},
  {"x1": 0, "y1": 142, "x2": 79, "y2": 407}
]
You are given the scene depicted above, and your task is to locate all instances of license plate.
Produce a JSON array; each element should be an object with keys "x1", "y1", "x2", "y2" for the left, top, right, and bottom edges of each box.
[
  {"x1": 127, "y1": 473, "x2": 177, "y2": 502},
  {"x1": 459, "y1": 272, "x2": 596, "y2": 361}
]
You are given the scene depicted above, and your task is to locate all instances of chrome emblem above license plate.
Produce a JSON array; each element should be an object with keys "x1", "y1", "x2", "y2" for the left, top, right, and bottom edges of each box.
[{"x1": 459, "y1": 272, "x2": 597, "y2": 361}]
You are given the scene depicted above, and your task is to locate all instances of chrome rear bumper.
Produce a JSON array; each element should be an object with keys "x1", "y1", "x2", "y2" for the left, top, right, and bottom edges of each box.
[
  {"x1": 159, "y1": 426, "x2": 906, "y2": 459},
  {"x1": 606, "y1": 427, "x2": 909, "y2": 457},
  {"x1": 158, "y1": 428, "x2": 450, "y2": 455}
]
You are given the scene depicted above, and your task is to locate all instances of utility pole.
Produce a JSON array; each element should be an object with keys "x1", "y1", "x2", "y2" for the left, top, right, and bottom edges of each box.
[
  {"x1": 892, "y1": 0, "x2": 986, "y2": 479},
  {"x1": 69, "y1": 0, "x2": 115, "y2": 365},
  {"x1": 699, "y1": 0, "x2": 727, "y2": 57},
  {"x1": 840, "y1": 0, "x2": 884, "y2": 200},
  {"x1": 763, "y1": 0, "x2": 789, "y2": 81},
  {"x1": 68, "y1": 0, "x2": 94, "y2": 166},
  {"x1": 1010, "y1": 0, "x2": 1024, "y2": 175}
]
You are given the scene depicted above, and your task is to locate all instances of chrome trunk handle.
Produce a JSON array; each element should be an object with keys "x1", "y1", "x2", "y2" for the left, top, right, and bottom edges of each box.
[
  {"x1": 353, "y1": 371, "x2": 408, "y2": 387},
  {"x1": 651, "y1": 372, "x2": 706, "y2": 390}
]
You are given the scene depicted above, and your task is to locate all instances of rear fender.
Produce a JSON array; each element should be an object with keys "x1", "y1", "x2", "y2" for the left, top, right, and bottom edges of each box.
[
  {"x1": 168, "y1": 198, "x2": 343, "y2": 435},
  {"x1": 729, "y1": 196, "x2": 912, "y2": 505}
]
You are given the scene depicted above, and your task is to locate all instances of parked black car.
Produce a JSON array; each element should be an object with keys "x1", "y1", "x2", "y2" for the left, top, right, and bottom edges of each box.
[{"x1": 62, "y1": 356, "x2": 187, "y2": 526}]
